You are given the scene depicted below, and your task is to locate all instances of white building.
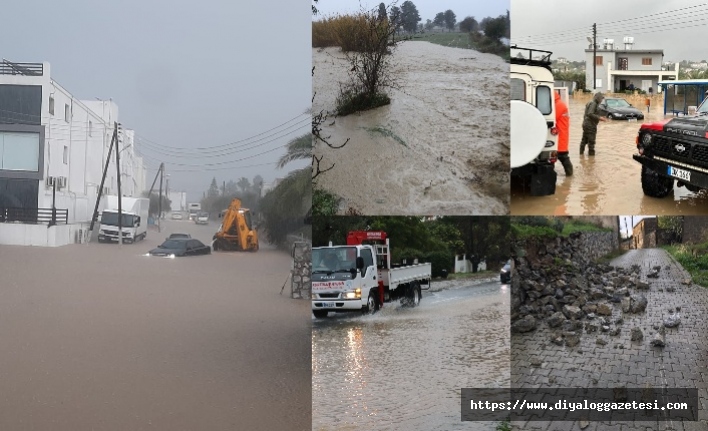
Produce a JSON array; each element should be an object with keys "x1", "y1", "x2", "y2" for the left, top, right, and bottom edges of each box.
[
  {"x1": 167, "y1": 191, "x2": 187, "y2": 212},
  {"x1": 0, "y1": 60, "x2": 146, "y2": 246}
]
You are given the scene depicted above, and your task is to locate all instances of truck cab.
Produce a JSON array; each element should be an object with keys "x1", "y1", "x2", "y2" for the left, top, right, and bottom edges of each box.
[
  {"x1": 510, "y1": 46, "x2": 559, "y2": 196},
  {"x1": 312, "y1": 231, "x2": 431, "y2": 319},
  {"x1": 98, "y1": 196, "x2": 149, "y2": 243}
]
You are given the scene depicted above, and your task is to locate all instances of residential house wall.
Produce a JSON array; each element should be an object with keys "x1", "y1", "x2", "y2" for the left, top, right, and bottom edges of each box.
[{"x1": 585, "y1": 45, "x2": 678, "y2": 93}]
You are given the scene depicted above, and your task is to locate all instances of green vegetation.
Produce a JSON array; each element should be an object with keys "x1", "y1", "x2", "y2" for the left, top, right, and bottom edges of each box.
[
  {"x1": 512, "y1": 217, "x2": 611, "y2": 240},
  {"x1": 364, "y1": 126, "x2": 407, "y2": 147},
  {"x1": 313, "y1": 216, "x2": 511, "y2": 276},
  {"x1": 663, "y1": 243, "x2": 708, "y2": 287},
  {"x1": 496, "y1": 420, "x2": 511, "y2": 431},
  {"x1": 336, "y1": 90, "x2": 391, "y2": 116},
  {"x1": 312, "y1": 188, "x2": 341, "y2": 217},
  {"x1": 595, "y1": 249, "x2": 626, "y2": 265},
  {"x1": 411, "y1": 32, "x2": 473, "y2": 49}
]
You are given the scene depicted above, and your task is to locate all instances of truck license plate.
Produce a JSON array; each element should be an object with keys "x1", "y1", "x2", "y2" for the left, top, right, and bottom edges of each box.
[
  {"x1": 668, "y1": 165, "x2": 691, "y2": 182},
  {"x1": 321, "y1": 302, "x2": 336, "y2": 308}
]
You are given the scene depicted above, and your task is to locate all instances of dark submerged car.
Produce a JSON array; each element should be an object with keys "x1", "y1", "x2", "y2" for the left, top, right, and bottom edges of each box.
[
  {"x1": 500, "y1": 260, "x2": 512, "y2": 284},
  {"x1": 148, "y1": 238, "x2": 211, "y2": 257},
  {"x1": 599, "y1": 98, "x2": 645, "y2": 121}
]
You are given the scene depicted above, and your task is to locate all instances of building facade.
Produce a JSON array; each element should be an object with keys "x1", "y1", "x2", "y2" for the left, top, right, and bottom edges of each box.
[
  {"x1": 0, "y1": 60, "x2": 146, "y2": 246},
  {"x1": 584, "y1": 38, "x2": 679, "y2": 93}
]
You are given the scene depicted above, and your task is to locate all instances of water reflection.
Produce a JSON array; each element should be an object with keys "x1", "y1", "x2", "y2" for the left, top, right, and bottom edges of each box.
[{"x1": 312, "y1": 285, "x2": 510, "y2": 430}]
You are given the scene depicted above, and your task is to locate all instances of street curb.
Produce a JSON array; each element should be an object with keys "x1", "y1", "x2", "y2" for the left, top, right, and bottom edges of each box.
[{"x1": 427, "y1": 276, "x2": 498, "y2": 293}]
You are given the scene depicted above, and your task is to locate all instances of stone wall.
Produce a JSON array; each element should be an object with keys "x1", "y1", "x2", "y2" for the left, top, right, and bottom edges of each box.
[
  {"x1": 290, "y1": 241, "x2": 311, "y2": 299},
  {"x1": 682, "y1": 216, "x2": 708, "y2": 244},
  {"x1": 512, "y1": 231, "x2": 619, "y2": 322}
]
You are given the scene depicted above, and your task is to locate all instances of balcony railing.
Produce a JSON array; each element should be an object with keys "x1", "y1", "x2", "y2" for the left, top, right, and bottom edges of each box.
[
  {"x1": 0, "y1": 207, "x2": 68, "y2": 224},
  {"x1": 0, "y1": 60, "x2": 43, "y2": 76}
]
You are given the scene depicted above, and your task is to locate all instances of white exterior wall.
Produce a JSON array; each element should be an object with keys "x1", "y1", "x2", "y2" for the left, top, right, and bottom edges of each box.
[{"x1": 0, "y1": 62, "x2": 145, "y2": 246}]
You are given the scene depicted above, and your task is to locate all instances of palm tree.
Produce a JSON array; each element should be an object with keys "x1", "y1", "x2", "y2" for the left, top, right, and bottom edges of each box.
[{"x1": 259, "y1": 132, "x2": 312, "y2": 244}]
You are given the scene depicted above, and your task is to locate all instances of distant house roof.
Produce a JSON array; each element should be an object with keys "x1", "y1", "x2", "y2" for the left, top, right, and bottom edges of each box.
[{"x1": 584, "y1": 49, "x2": 664, "y2": 54}]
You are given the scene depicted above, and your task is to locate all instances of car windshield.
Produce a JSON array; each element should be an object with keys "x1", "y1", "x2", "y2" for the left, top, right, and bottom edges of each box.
[
  {"x1": 101, "y1": 211, "x2": 137, "y2": 227},
  {"x1": 160, "y1": 240, "x2": 187, "y2": 249},
  {"x1": 170, "y1": 234, "x2": 189, "y2": 238},
  {"x1": 606, "y1": 99, "x2": 630, "y2": 108}
]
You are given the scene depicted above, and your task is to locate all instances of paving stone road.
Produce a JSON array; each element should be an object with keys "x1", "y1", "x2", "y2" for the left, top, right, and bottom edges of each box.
[{"x1": 511, "y1": 248, "x2": 708, "y2": 431}]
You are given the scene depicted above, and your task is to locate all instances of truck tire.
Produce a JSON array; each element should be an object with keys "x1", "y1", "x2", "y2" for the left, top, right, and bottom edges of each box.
[
  {"x1": 641, "y1": 165, "x2": 673, "y2": 198},
  {"x1": 313, "y1": 310, "x2": 329, "y2": 319},
  {"x1": 403, "y1": 283, "x2": 421, "y2": 307},
  {"x1": 363, "y1": 290, "x2": 378, "y2": 315}
]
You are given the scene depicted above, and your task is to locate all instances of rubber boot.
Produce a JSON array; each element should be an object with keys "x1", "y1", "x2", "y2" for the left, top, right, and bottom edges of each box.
[
  {"x1": 579, "y1": 144, "x2": 585, "y2": 155},
  {"x1": 589, "y1": 146, "x2": 596, "y2": 156},
  {"x1": 560, "y1": 154, "x2": 574, "y2": 176}
]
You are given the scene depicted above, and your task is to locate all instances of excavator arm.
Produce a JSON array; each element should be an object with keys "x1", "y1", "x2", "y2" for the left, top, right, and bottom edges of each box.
[{"x1": 213, "y1": 198, "x2": 259, "y2": 252}]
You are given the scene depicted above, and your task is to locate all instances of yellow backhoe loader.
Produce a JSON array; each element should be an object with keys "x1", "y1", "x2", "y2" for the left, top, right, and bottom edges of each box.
[{"x1": 212, "y1": 198, "x2": 259, "y2": 252}]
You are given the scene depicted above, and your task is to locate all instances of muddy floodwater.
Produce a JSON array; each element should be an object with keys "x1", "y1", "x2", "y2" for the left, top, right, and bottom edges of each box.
[
  {"x1": 313, "y1": 41, "x2": 509, "y2": 215},
  {"x1": 0, "y1": 221, "x2": 311, "y2": 431},
  {"x1": 511, "y1": 94, "x2": 708, "y2": 215},
  {"x1": 312, "y1": 281, "x2": 510, "y2": 430}
]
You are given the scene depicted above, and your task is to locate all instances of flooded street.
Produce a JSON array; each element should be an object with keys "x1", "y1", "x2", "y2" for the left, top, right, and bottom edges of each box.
[
  {"x1": 313, "y1": 41, "x2": 509, "y2": 215},
  {"x1": 0, "y1": 220, "x2": 310, "y2": 431},
  {"x1": 312, "y1": 280, "x2": 510, "y2": 430},
  {"x1": 511, "y1": 94, "x2": 708, "y2": 215}
]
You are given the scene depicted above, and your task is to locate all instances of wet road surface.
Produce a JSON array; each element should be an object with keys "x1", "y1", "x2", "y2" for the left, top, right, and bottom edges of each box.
[
  {"x1": 312, "y1": 280, "x2": 510, "y2": 430},
  {"x1": 0, "y1": 220, "x2": 310, "y2": 430},
  {"x1": 511, "y1": 94, "x2": 708, "y2": 215}
]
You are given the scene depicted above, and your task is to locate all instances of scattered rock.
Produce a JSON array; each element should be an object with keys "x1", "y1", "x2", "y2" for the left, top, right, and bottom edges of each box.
[
  {"x1": 512, "y1": 315, "x2": 537, "y2": 333},
  {"x1": 601, "y1": 325, "x2": 610, "y2": 332},
  {"x1": 550, "y1": 333, "x2": 564, "y2": 346},
  {"x1": 586, "y1": 312, "x2": 596, "y2": 320},
  {"x1": 647, "y1": 270, "x2": 660, "y2": 279},
  {"x1": 579, "y1": 419, "x2": 590, "y2": 429},
  {"x1": 596, "y1": 337, "x2": 608, "y2": 346},
  {"x1": 666, "y1": 286, "x2": 676, "y2": 293},
  {"x1": 562, "y1": 305, "x2": 584, "y2": 320},
  {"x1": 635, "y1": 281, "x2": 650, "y2": 290},
  {"x1": 621, "y1": 297, "x2": 631, "y2": 313},
  {"x1": 547, "y1": 312, "x2": 566, "y2": 328},
  {"x1": 609, "y1": 327, "x2": 621, "y2": 336},
  {"x1": 585, "y1": 322, "x2": 598, "y2": 333},
  {"x1": 664, "y1": 313, "x2": 681, "y2": 328},
  {"x1": 530, "y1": 359, "x2": 543, "y2": 367},
  {"x1": 629, "y1": 294, "x2": 648, "y2": 313},
  {"x1": 676, "y1": 306, "x2": 682, "y2": 312},
  {"x1": 596, "y1": 303, "x2": 613, "y2": 316},
  {"x1": 682, "y1": 279, "x2": 692, "y2": 286},
  {"x1": 614, "y1": 317, "x2": 624, "y2": 325},
  {"x1": 565, "y1": 333, "x2": 581, "y2": 347},
  {"x1": 631, "y1": 327, "x2": 644, "y2": 341},
  {"x1": 651, "y1": 326, "x2": 666, "y2": 348}
]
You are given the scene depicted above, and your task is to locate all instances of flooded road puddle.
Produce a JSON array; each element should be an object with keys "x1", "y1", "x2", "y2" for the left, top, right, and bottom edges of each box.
[
  {"x1": 313, "y1": 42, "x2": 509, "y2": 215},
  {"x1": 511, "y1": 94, "x2": 708, "y2": 215},
  {"x1": 312, "y1": 282, "x2": 510, "y2": 430}
]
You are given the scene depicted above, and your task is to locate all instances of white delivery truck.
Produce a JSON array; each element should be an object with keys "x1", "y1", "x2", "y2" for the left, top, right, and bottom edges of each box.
[
  {"x1": 98, "y1": 196, "x2": 150, "y2": 243},
  {"x1": 187, "y1": 202, "x2": 201, "y2": 221},
  {"x1": 312, "y1": 230, "x2": 432, "y2": 318}
]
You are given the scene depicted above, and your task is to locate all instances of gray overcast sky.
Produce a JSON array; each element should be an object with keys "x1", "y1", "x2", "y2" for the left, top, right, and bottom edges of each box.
[
  {"x1": 314, "y1": 0, "x2": 508, "y2": 24},
  {"x1": 1, "y1": 0, "x2": 311, "y2": 201},
  {"x1": 512, "y1": 0, "x2": 707, "y2": 62}
]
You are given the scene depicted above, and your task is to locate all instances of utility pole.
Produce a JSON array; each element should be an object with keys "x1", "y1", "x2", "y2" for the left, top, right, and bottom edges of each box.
[
  {"x1": 158, "y1": 164, "x2": 164, "y2": 233},
  {"x1": 115, "y1": 122, "x2": 123, "y2": 246},
  {"x1": 592, "y1": 23, "x2": 597, "y2": 90},
  {"x1": 222, "y1": 180, "x2": 225, "y2": 196},
  {"x1": 89, "y1": 122, "x2": 117, "y2": 234}
]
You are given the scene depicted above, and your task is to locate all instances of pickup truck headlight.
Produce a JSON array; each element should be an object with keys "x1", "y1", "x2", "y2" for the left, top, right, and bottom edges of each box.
[{"x1": 642, "y1": 133, "x2": 652, "y2": 145}]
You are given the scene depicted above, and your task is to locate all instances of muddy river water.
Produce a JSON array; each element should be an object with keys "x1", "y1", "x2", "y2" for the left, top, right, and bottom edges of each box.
[
  {"x1": 312, "y1": 281, "x2": 510, "y2": 430},
  {"x1": 313, "y1": 42, "x2": 509, "y2": 215},
  {"x1": 511, "y1": 94, "x2": 708, "y2": 215}
]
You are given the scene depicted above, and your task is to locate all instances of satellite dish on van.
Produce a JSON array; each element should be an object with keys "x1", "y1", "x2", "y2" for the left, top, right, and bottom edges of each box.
[{"x1": 511, "y1": 100, "x2": 549, "y2": 169}]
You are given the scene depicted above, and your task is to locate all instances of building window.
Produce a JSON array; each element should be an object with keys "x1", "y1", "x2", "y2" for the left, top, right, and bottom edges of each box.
[
  {"x1": 89, "y1": 120, "x2": 93, "y2": 136},
  {"x1": 49, "y1": 96, "x2": 55, "y2": 115},
  {"x1": 0, "y1": 131, "x2": 40, "y2": 171},
  {"x1": 595, "y1": 55, "x2": 603, "y2": 66},
  {"x1": 64, "y1": 104, "x2": 70, "y2": 122},
  {"x1": 63, "y1": 146, "x2": 68, "y2": 164},
  {"x1": 642, "y1": 58, "x2": 653, "y2": 66}
]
